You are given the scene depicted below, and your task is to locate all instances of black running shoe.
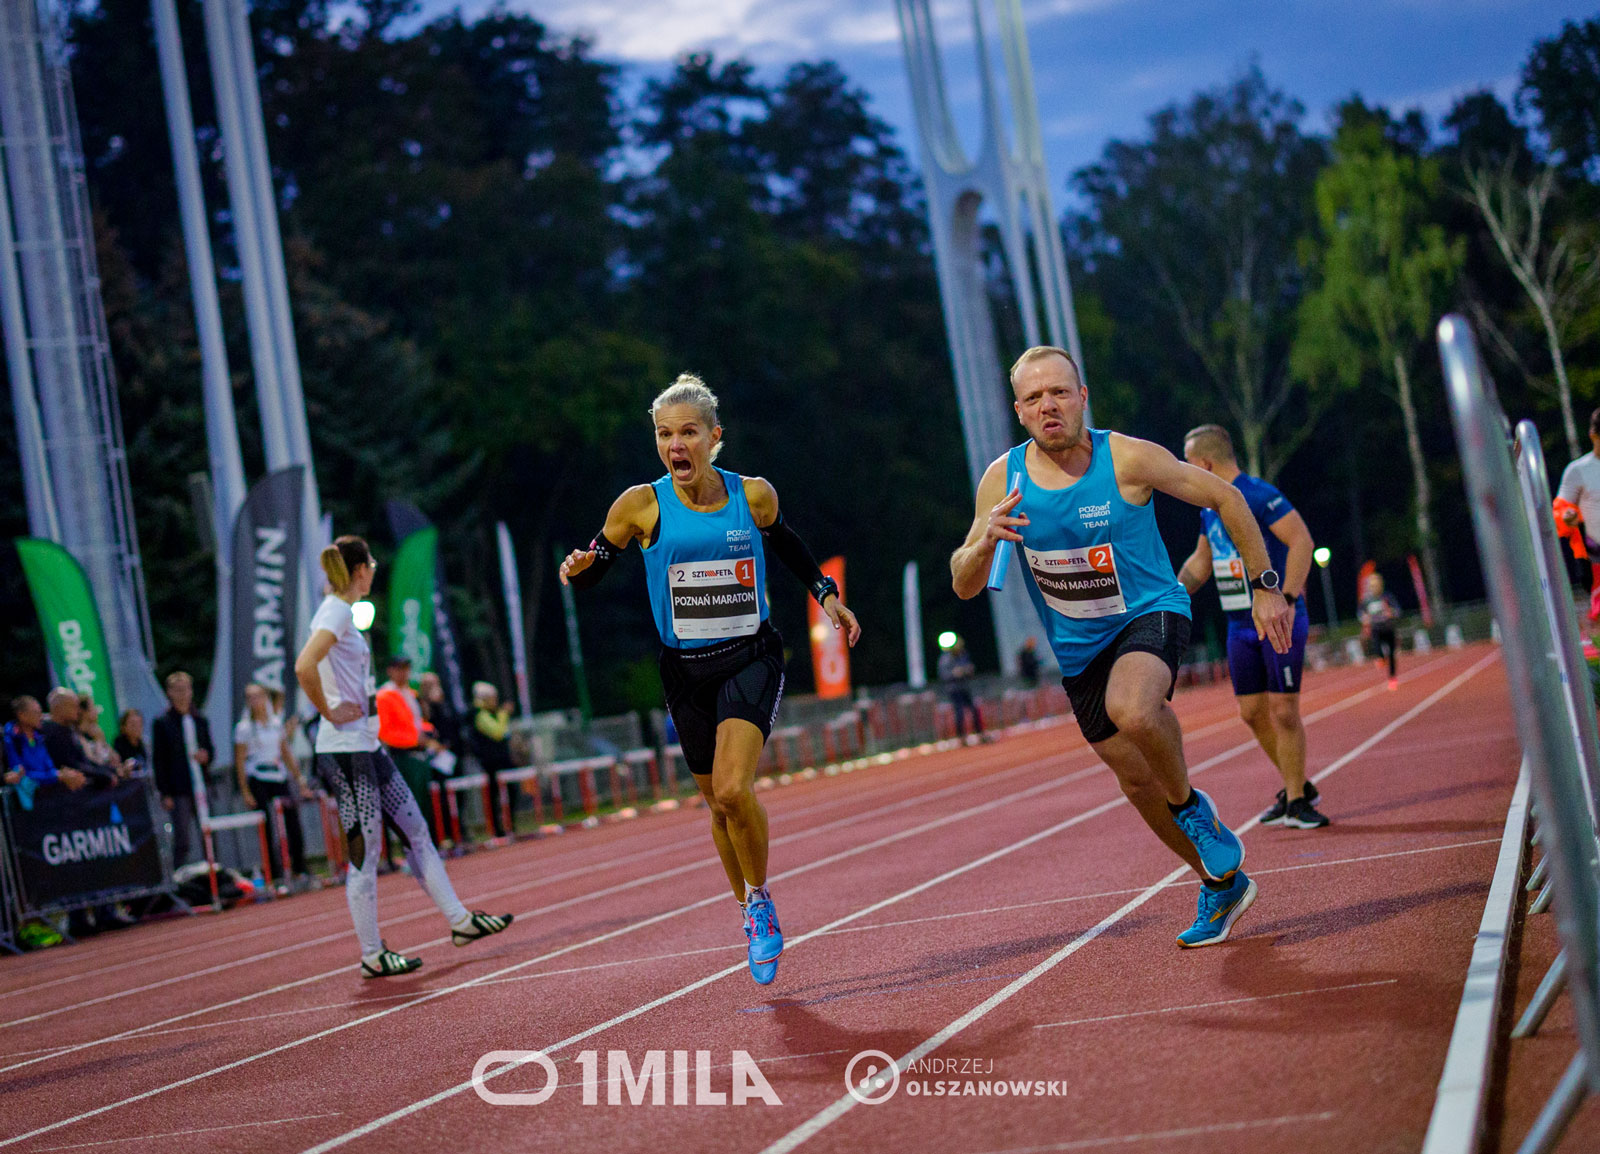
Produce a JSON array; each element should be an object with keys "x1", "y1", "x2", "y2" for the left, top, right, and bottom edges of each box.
[
  {"x1": 1282, "y1": 795, "x2": 1331, "y2": 829},
  {"x1": 360, "y1": 945, "x2": 422, "y2": 979},
  {"x1": 1260, "y1": 781, "x2": 1319, "y2": 826},
  {"x1": 1259, "y1": 790, "x2": 1289, "y2": 826},
  {"x1": 452, "y1": 911, "x2": 514, "y2": 947}
]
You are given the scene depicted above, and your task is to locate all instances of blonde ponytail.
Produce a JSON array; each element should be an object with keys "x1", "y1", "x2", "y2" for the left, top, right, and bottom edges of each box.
[{"x1": 321, "y1": 545, "x2": 349, "y2": 593}]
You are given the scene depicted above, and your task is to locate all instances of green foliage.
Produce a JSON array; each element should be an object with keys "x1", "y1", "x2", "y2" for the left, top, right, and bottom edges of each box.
[{"x1": 1292, "y1": 116, "x2": 1464, "y2": 391}]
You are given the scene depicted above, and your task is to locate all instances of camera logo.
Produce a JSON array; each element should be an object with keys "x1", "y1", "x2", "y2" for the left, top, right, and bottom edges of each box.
[{"x1": 844, "y1": 1050, "x2": 900, "y2": 1105}]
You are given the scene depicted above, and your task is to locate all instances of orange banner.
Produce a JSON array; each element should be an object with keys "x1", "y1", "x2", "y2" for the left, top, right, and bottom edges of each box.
[{"x1": 807, "y1": 556, "x2": 850, "y2": 699}]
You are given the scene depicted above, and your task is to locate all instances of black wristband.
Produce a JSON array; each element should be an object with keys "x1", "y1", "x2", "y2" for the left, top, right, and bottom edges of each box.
[
  {"x1": 810, "y1": 575, "x2": 839, "y2": 605},
  {"x1": 568, "y1": 531, "x2": 621, "y2": 591}
]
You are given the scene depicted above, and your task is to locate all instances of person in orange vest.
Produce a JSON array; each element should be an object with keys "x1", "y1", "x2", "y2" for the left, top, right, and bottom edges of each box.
[{"x1": 376, "y1": 655, "x2": 442, "y2": 843}]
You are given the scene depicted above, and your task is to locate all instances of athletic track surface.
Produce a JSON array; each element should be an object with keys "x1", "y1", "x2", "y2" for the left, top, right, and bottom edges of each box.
[{"x1": 2, "y1": 642, "x2": 1595, "y2": 1154}]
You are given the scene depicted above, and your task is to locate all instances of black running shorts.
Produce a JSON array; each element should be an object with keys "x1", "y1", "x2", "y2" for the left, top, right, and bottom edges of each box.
[
  {"x1": 1062, "y1": 611, "x2": 1191, "y2": 745},
  {"x1": 659, "y1": 621, "x2": 786, "y2": 777}
]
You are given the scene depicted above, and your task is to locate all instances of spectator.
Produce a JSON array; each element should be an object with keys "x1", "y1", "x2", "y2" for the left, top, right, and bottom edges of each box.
[
  {"x1": 468, "y1": 681, "x2": 514, "y2": 839},
  {"x1": 3, "y1": 696, "x2": 87, "y2": 808},
  {"x1": 376, "y1": 657, "x2": 441, "y2": 841},
  {"x1": 76, "y1": 692, "x2": 125, "y2": 778},
  {"x1": 40, "y1": 689, "x2": 114, "y2": 786},
  {"x1": 233, "y1": 682, "x2": 311, "y2": 887},
  {"x1": 151, "y1": 671, "x2": 214, "y2": 866},
  {"x1": 419, "y1": 673, "x2": 461, "y2": 762},
  {"x1": 937, "y1": 635, "x2": 988, "y2": 743},
  {"x1": 1017, "y1": 636, "x2": 1042, "y2": 688},
  {"x1": 113, "y1": 710, "x2": 148, "y2": 769}
]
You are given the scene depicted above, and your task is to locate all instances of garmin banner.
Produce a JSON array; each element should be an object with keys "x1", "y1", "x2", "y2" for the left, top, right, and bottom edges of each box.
[
  {"x1": 387, "y1": 500, "x2": 468, "y2": 711},
  {"x1": 390, "y1": 526, "x2": 438, "y2": 673},
  {"x1": 231, "y1": 467, "x2": 304, "y2": 724},
  {"x1": 4, "y1": 776, "x2": 166, "y2": 912},
  {"x1": 15, "y1": 538, "x2": 119, "y2": 721}
]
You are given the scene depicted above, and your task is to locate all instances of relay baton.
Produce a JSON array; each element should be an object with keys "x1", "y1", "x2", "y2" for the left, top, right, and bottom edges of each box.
[{"x1": 986, "y1": 473, "x2": 1022, "y2": 591}]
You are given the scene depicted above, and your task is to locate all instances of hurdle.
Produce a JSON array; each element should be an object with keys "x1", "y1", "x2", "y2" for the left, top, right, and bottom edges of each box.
[
  {"x1": 199, "y1": 810, "x2": 272, "y2": 905},
  {"x1": 545, "y1": 756, "x2": 612, "y2": 820},
  {"x1": 1425, "y1": 316, "x2": 1600, "y2": 1154},
  {"x1": 620, "y1": 748, "x2": 658, "y2": 800}
]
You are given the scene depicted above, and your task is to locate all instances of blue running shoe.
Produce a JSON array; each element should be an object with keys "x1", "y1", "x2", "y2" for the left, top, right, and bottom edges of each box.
[
  {"x1": 745, "y1": 893, "x2": 783, "y2": 985},
  {"x1": 1176, "y1": 872, "x2": 1258, "y2": 948},
  {"x1": 1172, "y1": 788, "x2": 1245, "y2": 880}
]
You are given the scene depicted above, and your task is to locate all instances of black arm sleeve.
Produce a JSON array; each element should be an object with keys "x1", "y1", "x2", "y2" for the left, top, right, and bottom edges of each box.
[
  {"x1": 760, "y1": 513, "x2": 837, "y2": 604},
  {"x1": 566, "y1": 531, "x2": 625, "y2": 591}
]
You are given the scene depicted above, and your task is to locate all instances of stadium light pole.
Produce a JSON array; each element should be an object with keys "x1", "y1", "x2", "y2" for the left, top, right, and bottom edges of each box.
[{"x1": 1314, "y1": 546, "x2": 1338, "y2": 629}]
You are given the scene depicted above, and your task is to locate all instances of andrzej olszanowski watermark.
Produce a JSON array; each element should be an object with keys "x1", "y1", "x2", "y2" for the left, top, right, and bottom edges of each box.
[
  {"x1": 846, "y1": 1050, "x2": 1066, "y2": 1105},
  {"x1": 472, "y1": 1049, "x2": 781, "y2": 1106}
]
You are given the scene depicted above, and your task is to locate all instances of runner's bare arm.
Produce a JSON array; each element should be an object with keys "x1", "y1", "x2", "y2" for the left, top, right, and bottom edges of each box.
[
  {"x1": 746, "y1": 477, "x2": 861, "y2": 646},
  {"x1": 1109, "y1": 434, "x2": 1293, "y2": 651},
  {"x1": 295, "y1": 629, "x2": 360, "y2": 723},
  {"x1": 952, "y1": 456, "x2": 1026, "y2": 600},
  {"x1": 561, "y1": 485, "x2": 656, "y2": 588},
  {"x1": 1268, "y1": 510, "x2": 1314, "y2": 600},
  {"x1": 1176, "y1": 534, "x2": 1212, "y2": 595}
]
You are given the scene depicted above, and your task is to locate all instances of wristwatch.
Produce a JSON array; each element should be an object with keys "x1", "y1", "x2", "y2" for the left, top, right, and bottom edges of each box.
[{"x1": 1248, "y1": 569, "x2": 1281, "y2": 593}]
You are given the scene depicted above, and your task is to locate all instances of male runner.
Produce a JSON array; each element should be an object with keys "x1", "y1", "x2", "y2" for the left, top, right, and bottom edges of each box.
[
  {"x1": 952, "y1": 347, "x2": 1293, "y2": 947},
  {"x1": 1176, "y1": 424, "x2": 1329, "y2": 829}
]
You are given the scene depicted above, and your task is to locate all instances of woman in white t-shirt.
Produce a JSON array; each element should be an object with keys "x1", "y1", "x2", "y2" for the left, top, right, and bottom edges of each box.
[
  {"x1": 293, "y1": 535, "x2": 512, "y2": 978},
  {"x1": 233, "y1": 682, "x2": 311, "y2": 885}
]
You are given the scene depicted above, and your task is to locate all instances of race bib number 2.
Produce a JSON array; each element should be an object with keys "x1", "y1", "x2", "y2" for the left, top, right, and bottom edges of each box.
[
  {"x1": 1025, "y1": 544, "x2": 1126, "y2": 619},
  {"x1": 1212, "y1": 556, "x2": 1251, "y2": 612},
  {"x1": 668, "y1": 559, "x2": 760, "y2": 640}
]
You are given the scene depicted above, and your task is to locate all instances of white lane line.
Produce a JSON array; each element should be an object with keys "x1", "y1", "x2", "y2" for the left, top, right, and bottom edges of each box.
[
  {"x1": 292, "y1": 651, "x2": 1474, "y2": 1151},
  {"x1": 0, "y1": 756, "x2": 1098, "y2": 1148},
  {"x1": 31, "y1": 1113, "x2": 343, "y2": 1151},
  {"x1": 298, "y1": 796, "x2": 1147, "y2": 1151},
  {"x1": 0, "y1": 746, "x2": 1086, "y2": 1070},
  {"x1": 3, "y1": 649, "x2": 1478, "y2": 1151},
  {"x1": 967, "y1": 1112, "x2": 1338, "y2": 1153},
  {"x1": 1, "y1": 650, "x2": 1474, "y2": 1073},
  {"x1": 288, "y1": 643, "x2": 1484, "y2": 1145},
  {"x1": 1, "y1": 730, "x2": 1063, "y2": 1030},
  {"x1": 754, "y1": 649, "x2": 1499, "y2": 1154},
  {"x1": 1031, "y1": 978, "x2": 1401, "y2": 1029},
  {"x1": 21, "y1": 835, "x2": 1501, "y2": 1060}
]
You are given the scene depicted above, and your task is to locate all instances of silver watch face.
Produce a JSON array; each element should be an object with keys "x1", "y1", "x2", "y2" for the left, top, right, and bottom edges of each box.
[{"x1": 1257, "y1": 570, "x2": 1280, "y2": 590}]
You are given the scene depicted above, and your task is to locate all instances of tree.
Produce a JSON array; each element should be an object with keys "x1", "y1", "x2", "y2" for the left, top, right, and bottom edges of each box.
[
  {"x1": 1522, "y1": 17, "x2": 1600, "y2": 181},
  {"x1": 1293, "y1": 116, "x2": 1464, "y2": 610},
  {"x1": 1463, "y1": 161, "x2": 1600, "y2": 458},
  {"x1": 1071, "y1": 66, "x2": 1329, "y2": 479}
]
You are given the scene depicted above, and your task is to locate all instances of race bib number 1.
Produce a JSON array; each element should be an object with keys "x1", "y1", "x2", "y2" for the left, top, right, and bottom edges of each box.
[
  {"x1": 668, "y1": 559, "x2": 760, "y2": 640},
  {"x1": 1024, "y1": 544, "x2": 1127, "y2": 619},
  {"x1": 1212, "y1": 556, "x2": 1251, "y2": 612}
]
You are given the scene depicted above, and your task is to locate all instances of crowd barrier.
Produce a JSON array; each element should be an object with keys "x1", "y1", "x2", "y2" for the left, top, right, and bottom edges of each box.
[
  {"x1": 0, "y1": 773, "x2": 179, "y2": 946},
  {"x1": 1424, "y1": 315, "x2": 1600, "y2": 1154}
]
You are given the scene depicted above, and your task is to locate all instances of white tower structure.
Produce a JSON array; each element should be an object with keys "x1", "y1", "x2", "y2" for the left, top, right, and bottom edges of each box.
[{"x1": 895, "y1": 0, "x2": 1089, "y2": 674}]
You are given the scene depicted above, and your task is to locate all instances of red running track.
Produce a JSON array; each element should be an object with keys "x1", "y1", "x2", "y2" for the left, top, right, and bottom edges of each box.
[{"x1": 0, "y1": 643, "x2": 1565, "y2": 1154}]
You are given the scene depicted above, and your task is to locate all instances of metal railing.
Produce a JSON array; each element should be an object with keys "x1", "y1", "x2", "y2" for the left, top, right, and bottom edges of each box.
[{"x1": 1436, "y1": 314, "x2": 1600, "y2": 1154}]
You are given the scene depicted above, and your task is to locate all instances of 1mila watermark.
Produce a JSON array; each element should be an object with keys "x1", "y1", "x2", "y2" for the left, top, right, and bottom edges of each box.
[{"x1": 472, "y1": 1049, "x2": 781, "y2": 1106}]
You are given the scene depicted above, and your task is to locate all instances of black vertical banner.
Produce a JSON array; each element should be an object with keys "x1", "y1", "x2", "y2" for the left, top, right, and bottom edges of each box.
[
  {"x1": 386, "y1": 500, "x2": 469, "y2": 713},
  {"x1": 232, "y1": 467, "x2": 305, "y2": 725}
]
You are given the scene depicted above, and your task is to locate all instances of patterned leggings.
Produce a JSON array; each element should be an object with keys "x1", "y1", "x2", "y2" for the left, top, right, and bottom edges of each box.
[{"x1": 318, "y1": 748, "x2": 469, "y2": 957}]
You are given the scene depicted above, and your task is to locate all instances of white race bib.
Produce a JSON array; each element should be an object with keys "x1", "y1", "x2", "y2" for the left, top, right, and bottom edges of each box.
[
  {"x1": 1025, "y1": 544, "x2": 1126, "y2": 619},
  {"x1": 668, "y1": 559, "x2": 760, "y2": 640},
  {"x1": 1212, "y1": 555, "x2": 1251, "y2": 612}
]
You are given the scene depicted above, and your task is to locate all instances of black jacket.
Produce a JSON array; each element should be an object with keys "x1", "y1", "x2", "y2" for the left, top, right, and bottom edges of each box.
[{"x1": 151, "y1": 708, "x2": 215, "y2": 798}]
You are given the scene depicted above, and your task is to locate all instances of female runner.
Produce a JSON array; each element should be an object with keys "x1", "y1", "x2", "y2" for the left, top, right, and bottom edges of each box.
[{"x1": 560, "y1": 374, "x2": 860, "y2": 984}]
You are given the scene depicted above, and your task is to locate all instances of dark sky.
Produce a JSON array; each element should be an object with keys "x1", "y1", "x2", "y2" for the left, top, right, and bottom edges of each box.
[{"x1": 416, "y1": 0, "x2": 1593, "y2": 204}]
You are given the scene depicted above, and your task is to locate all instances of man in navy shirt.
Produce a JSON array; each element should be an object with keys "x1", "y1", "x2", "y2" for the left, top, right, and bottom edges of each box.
[{"x1": 1177, "y1": 425, "x2": 1329, "y2": 829}]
